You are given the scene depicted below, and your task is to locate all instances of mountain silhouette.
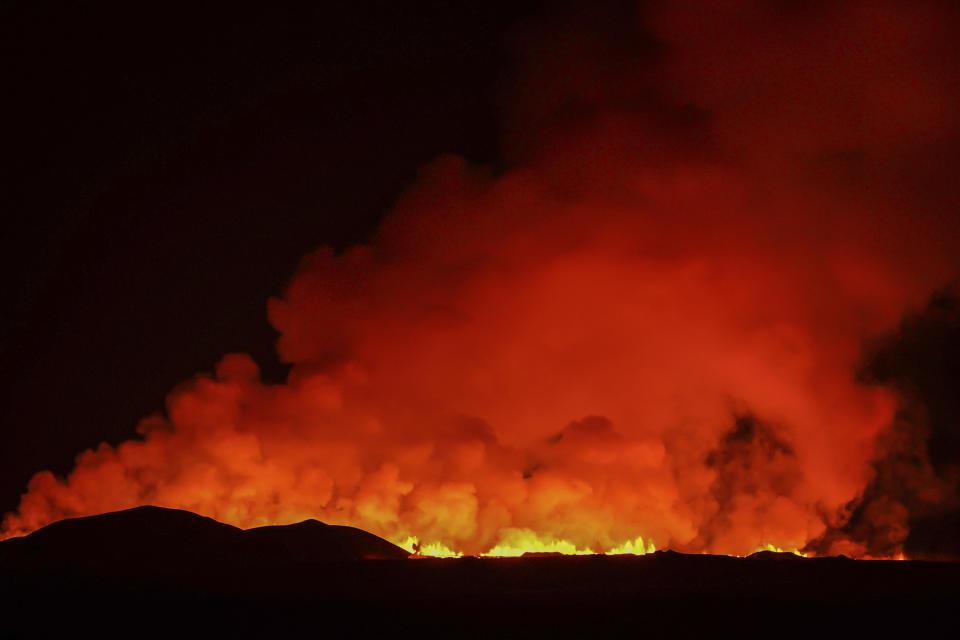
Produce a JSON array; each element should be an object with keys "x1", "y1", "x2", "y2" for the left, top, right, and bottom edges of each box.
[
  {"x1": 746, "y1": 549, "x2": 806, "y2": 561},
  {"x1": 0, "y1": 505, "x2": 407, "y2": 577},
  {"x1": 241, "y1": 518, "x2": 409, "y2": 561}
]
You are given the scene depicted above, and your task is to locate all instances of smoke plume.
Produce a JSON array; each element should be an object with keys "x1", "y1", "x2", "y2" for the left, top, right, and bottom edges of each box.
[{"x1": 4, "y1": 0, "x2": 960, "y2": 557}]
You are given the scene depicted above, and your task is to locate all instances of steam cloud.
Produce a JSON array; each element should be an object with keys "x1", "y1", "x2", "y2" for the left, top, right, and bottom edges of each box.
[{"x1": 5, "y1": 0, "x2": 960, "y2": 557}]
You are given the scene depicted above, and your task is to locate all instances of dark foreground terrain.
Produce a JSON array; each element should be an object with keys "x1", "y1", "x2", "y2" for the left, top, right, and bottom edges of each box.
[{"x1": 1, "y1": 507, "x2": 957, "y2": 638}]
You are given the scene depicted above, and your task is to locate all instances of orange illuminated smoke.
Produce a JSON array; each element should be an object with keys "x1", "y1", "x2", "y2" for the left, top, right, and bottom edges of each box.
[{"x1": 3, "y1": 0, "x2": 960, "y2": 560}]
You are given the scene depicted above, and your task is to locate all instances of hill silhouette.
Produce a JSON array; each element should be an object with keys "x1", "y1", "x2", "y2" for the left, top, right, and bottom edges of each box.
[
  {"x1": 746, "y1": 549, "x2": 807, "y2": 561},
  {"x1": 0, "y1": 505, "x2": 408, "y2": 577},
  {"x1": 241, "y1": 518, "x2": 411, "y2": 562}
]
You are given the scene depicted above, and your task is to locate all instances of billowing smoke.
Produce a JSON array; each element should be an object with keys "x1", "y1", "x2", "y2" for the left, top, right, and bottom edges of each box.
[
  {"x1": 4, "y1": 1, "x2": 960, "y2": 557},
  {"x1": 810, "y1": 287, "x2": 960, "y2": 558}
]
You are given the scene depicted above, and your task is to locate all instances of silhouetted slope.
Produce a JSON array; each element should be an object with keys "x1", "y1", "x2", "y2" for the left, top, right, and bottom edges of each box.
[
  {"x1": 242, "y1": 519, "x2": 409, "y2": 561},
  {"x1": 0, "y1": 505, "x2": 407, "y2": 576},
  {"x1": 746, "y1": 549, "x2": 808, "y2": 561},
  {"x1": 0, "y1": 505, "x2": 240, "y2": 575}
]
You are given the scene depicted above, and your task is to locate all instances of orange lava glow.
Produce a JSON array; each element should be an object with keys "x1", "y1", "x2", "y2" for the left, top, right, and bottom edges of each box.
[
  {"x1": 750, "y1": 543, "x2": 808, "y2": 558},
  {"x1": 400, "y1": 530, "x2": 658, "y2": 558},
  {"x1": 401, "y1": 535, "x2": 801, "y2": 559},
  {"x1": 3, "y1": 1, "x2": 959, "y2": 560}
]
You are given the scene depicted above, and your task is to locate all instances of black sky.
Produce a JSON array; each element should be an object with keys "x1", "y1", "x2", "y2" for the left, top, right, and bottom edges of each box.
[{"x1": 1, "y1": 0, "x2": 542, "y2": 518}]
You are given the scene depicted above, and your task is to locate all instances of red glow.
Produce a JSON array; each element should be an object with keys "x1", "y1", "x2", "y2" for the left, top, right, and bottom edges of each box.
[{"x1": 4, "y1": 1, "x2": 959, "y2": 559}]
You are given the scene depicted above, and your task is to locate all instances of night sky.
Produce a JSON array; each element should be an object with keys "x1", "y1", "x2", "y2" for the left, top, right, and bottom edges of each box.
[{"x1": 2, "y1": 0, "x2": 540, "y2": 518}]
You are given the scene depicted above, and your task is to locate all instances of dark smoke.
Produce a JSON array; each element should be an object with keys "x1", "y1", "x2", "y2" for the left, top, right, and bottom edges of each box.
[{"x1": 811, "y1": 287, "x2": 960, "y2": 558}]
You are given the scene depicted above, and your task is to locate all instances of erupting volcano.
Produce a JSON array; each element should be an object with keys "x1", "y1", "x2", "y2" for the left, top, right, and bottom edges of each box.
[{"x1": 4, "y1": 0, "x2": 960, "y2": 568}]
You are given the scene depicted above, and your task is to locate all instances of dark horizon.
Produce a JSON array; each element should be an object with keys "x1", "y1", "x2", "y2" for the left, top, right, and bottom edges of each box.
[{"x1": 3, "y1": 502, "x2": 958, "y2": 637}]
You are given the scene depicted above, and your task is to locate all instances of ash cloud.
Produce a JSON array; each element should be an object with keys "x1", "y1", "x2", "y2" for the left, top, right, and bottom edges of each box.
[
  {"x1": 4, "y1": 1, "x2": 960, "y2": 557},
  {"x1": 810, "y1": 288, "x2": 960, "y2": 558},
  {"x1": 692, "y1": 415, "x2": 807, "y2": 554}
]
